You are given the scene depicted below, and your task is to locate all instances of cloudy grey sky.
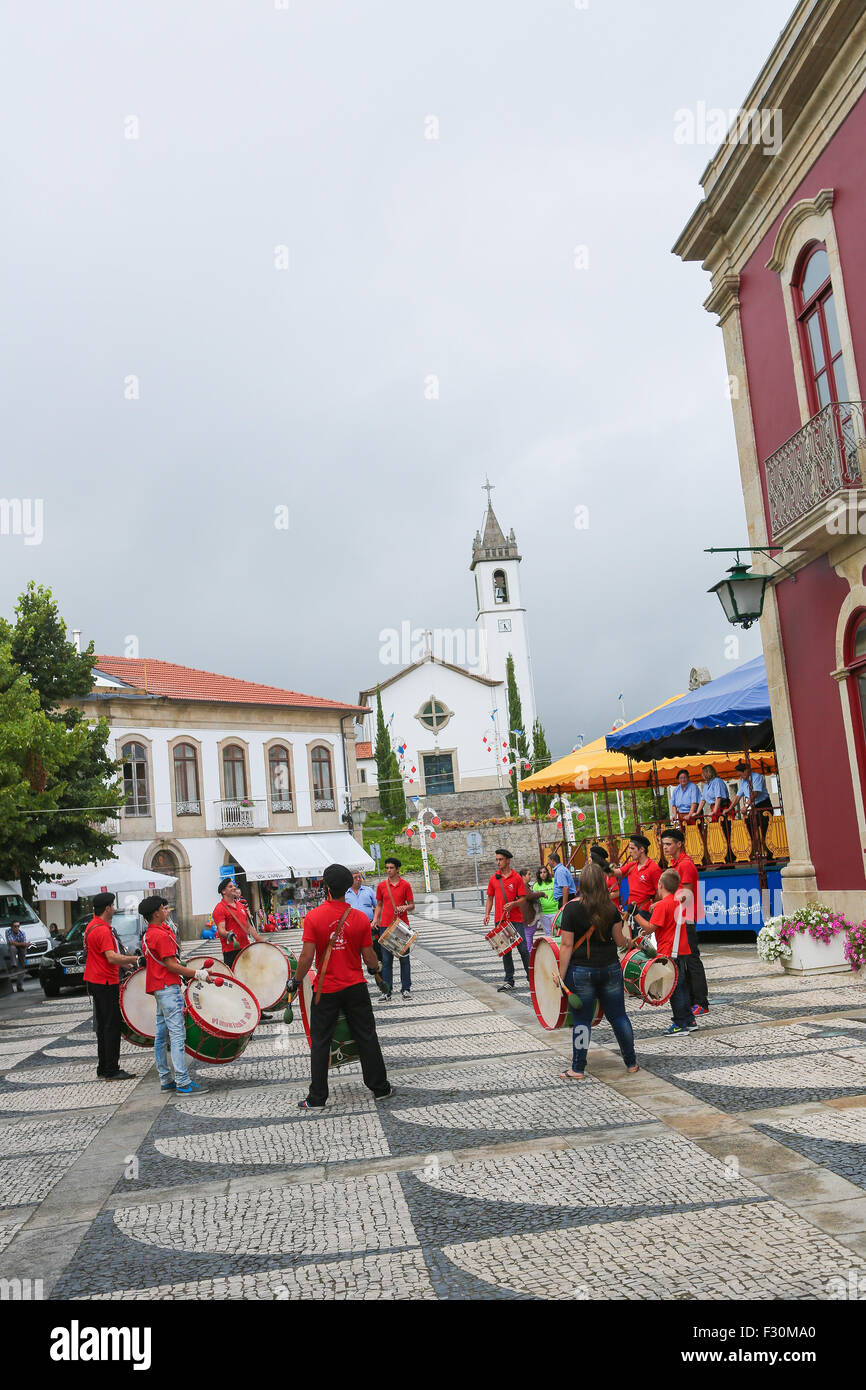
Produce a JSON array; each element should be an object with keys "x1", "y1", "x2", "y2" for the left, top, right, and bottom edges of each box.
[{"x1": 2, "y1": 0, "x2": 794, "y2": 754}]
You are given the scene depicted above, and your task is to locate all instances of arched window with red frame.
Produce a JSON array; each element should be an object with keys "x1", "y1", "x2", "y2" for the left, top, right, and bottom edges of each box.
[
  {"x1": 794, "y1": 243, "x2": 850, "y2": 416},
  {"x1": 844, "y1": 610, "x2": 866, "y2": 797}
]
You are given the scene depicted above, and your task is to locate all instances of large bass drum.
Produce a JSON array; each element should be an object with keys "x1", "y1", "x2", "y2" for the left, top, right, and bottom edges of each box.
[
  {"x1": 528, "y1": 937, "x2": 603, "y2": 1031},
  {"x1": 118, "y1": 968, "x2": 156, "y2": 1048},
  {"x1": 184, "y1": 975, "x2": 261, "y2": 1063},
  {"x1": 232, "y1": 941, "x2": 296, "y2": 1011},
  {"x1": 297, "y1": 972, "x2": 359, "y2": 1069}
]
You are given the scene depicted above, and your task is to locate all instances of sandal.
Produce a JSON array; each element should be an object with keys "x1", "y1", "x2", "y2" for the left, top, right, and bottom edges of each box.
[
  {"x1": 559, "y1": 1069, "x2": 585, "y2": 1081},
  {"x1": 626, "y1": 1064, "x2": 640, "y2": 1074}
]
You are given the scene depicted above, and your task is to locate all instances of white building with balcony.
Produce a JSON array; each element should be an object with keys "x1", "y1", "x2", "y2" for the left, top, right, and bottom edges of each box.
[{"x1": 48, "y1": 656, "x2": 374, "y2": 937}]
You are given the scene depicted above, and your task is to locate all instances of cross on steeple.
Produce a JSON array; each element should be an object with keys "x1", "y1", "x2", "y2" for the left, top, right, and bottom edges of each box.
[{"x1": 482, "y1": 476, "x2": 494, "y2": 505}]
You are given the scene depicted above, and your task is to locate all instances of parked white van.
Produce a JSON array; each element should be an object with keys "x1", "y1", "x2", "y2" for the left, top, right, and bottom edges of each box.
[{"x1": 0, "y1": 880, "x2": 54, "y2": 976}]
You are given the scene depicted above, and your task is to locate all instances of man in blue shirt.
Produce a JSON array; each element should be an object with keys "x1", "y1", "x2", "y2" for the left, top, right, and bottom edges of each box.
[
  {"x1": 731, "y1": 762, "x2": 773, "y2": 850},
  {"x1": 670, "y1": 769, "x2": 700, "y2": 823},
  {"x1": 697, "y1": 765, "x2": 731, "y2": 821},
  {"x1": 548, "y1": 853, "x2": 577, "y2": 909},
  {"x1": 346, "y1": 872, "x2": 377, "y2": 922}
]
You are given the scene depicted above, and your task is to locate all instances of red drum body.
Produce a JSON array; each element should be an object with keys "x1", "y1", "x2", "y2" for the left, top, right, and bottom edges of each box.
[{"x1": 485, "y1": 920, "x2": 521, "y2": 956}]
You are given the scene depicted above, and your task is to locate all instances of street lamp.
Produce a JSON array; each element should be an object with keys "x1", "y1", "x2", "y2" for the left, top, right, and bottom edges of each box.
[{"x1": 705, "y1": 547, "x2": 796, "y2": 630}]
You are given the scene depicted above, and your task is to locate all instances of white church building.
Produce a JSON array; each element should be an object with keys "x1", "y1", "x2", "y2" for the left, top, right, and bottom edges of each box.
[{"x1": 355, "y1": 492, "x2": 537, "y2": 808}]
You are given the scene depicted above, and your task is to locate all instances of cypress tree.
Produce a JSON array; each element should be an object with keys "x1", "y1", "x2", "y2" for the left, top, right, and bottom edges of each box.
[
  {"x1": 531, "y1": 716, "x2": 553, "y2": 816},
  {"x1": 374, "y1": 686, "x2": 394, "y2": 818},
  {"x1": 505, "y1": 653, "x2": 530, "y2": 805}
]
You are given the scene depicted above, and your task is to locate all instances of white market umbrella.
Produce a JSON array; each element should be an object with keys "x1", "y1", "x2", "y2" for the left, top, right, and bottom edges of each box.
[{"x1": 37, "y1": 860, "x2": 177, "y2": 900}]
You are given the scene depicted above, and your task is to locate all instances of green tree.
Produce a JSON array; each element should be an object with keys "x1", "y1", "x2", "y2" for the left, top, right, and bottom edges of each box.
[
  {"x1": 0, "y1": 585, "x2": 123, "y2": 898},
  {"x1": 387, "y1": 749, "x2": 406, "y2": 827},
  {"x1": 505, "y1": 653, "x2": 530, "y2": 810},
  {"x1": 531, "y1": 716, "x2": 553, "y2": 817},
  {"x1": 374, "y1": 686, "x2": 395, "y2": 818}
]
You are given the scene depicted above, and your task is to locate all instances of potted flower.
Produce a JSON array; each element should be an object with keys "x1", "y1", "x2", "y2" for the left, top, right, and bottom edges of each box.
[
  {"x1": 844, "y1": 921, "x2": 866, "y2": 973},
  {"x1": 756, "y1": 920, "x2": 792, "y2": 966},
  {"x1": 761, "y1": 904, "x2": 853, "y2": 975}
]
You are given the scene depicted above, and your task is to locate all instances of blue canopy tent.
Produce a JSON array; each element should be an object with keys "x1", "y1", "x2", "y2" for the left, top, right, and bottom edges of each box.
[{"x1": 605, "y1": 656, "x2": 773, "y2": 760}]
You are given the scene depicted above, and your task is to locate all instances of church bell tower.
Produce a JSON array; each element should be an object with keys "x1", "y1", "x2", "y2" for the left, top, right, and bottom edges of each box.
[{"x1": 471, "y1": 479, "x2": 536, "y2": 738}]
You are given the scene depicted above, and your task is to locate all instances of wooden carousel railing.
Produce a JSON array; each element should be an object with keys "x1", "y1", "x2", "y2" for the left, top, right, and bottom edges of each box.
[{"x1": 543, "y1": 812, "x2": 789, "y2": 875}]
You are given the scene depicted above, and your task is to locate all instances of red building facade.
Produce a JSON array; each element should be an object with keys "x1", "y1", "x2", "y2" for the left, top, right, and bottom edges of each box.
[{"x1": 676, "y1": 0, "x2": 866, "y2": 915}]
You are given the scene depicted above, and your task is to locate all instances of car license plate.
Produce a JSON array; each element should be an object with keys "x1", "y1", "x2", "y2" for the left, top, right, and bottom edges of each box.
[{"x1": 62, "y1": 966, "x2": 84, "y2": 976}]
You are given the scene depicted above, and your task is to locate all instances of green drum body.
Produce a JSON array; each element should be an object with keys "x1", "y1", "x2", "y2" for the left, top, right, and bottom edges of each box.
[
  {"x1": 621, "y1": 947, "x2": 677, "y2": 1006},
  {"x1": 184, "y1": 975, "x2": 261, "y2": 1064},
  {"x1": 119, "y1": 968, "x2": 156, "y2": 1049},
  {"x1": 298, "y1": 972, "x2": 360, "y2": 1069}
]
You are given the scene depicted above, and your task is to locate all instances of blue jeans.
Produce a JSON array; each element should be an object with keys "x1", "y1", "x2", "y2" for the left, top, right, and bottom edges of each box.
[
  {"x1": 153, "y1": 985, "x2": 192, "y2": 1088},
  {"x1": 381, "y1": 948, "x2": 411, "y2": 994},
  {"x1": 565, "y1": 960, "x2": 636, "y2": 1073}
]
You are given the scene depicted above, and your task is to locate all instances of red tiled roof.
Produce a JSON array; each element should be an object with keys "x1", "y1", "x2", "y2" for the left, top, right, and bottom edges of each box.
[
  {"x1": 93, "y1": 656, "x2": 368, "y2": 713},
  {"x1": 355, "y1": 742, "x2": 373, "y2": 760}
]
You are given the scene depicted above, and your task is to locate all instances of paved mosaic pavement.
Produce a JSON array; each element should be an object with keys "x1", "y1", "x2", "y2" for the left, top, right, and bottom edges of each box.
[{"x1": 1, "y1": 910, "x2": 866, "y2": 1301}]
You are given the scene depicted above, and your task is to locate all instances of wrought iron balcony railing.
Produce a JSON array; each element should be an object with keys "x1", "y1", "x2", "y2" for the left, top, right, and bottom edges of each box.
[
  {"x1": 764, "y1": 401, "x2": 865, "y2": 540},
  {"x1": 214, "y1": 798, "x2": 268, "y2": 830}
]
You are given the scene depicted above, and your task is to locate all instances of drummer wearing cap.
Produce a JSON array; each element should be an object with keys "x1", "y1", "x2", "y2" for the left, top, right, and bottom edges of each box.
[
  {"x1": 611, "y1": 835, "x2": 661, "y2": 939},
  {"x1": 484, "y1": 848, "x2": 530, "y2": 992},
  {"x1": 84, "y1": 891, "x2": 141, "y2": 1082},
  {"x1": 292, "y1": 863, "x2": 392, "y2": 1111},
  {"x1": 141, "y1": 896, "x2": 213, "y2": 1095}
]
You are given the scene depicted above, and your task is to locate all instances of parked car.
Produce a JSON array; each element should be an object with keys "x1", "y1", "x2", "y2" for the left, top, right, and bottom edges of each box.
[
  {"x1": 0, "y1": 887, "x2": 51, "y2": 977},
  {"x1": 38, "y1": 910, "x2": 144, "y2": 998}
]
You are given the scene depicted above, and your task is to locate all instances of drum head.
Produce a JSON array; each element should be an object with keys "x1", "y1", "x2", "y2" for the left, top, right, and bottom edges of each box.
[
  {"x1": 643, "y1": 957, "x2": 677, "y2": 1002},
  {"x1": 186, "y1": 954, "x2": 234, "y2": 977},
  {"x1": 529, "y1": 936, "x2": 566, "y2": 1030},
  {"x1": 120, "y1": 968, "x2": 156, "y2": 1039},
  {"x1": 186, "y1": 977, "x2": 260, "y2": 1037},
  {"x1": 232, "y1": 942, "x2": 291, "y2": 1009}
]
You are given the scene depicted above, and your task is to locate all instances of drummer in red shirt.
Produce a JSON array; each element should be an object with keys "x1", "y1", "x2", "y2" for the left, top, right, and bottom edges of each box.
[
  {"x1": 660, "y1": 826, "x2": 709, "y2": 1018},
  {"x1": 141, "y1": 895, "x2": 213, "y2": 1095},
  {"x1": 212, "y1": 879, "x2": 266, "y2": 968},
  {"x1": 640, "y1": 869, "x2": 697, "y2": 1035},
  {"x1": 372, "y1": 858, "x2": 415, "y2": 1000},
  {"x1": 483, "y1": 848, "x2": 530, "y2": 992},
  {"x1": 84, "y1": 891, "x2": 140, "y2": 1082},
  {"x1": 612, "y1": 835, "x2": 661, "y2": 939},
  {"x1": 292, "y1": 863, "x2": 392, "y2": 1110}
]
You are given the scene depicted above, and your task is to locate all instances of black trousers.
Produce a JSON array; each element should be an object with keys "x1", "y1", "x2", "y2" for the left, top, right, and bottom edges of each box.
[
  {"x1": 89, "y1": 982, "x2": 122, "y2": 1076},
  {"x1": 682, "y1": 923, "x2": 709, "y2": 1008},
  {"x1": 223, "y1": 948, "x2": 240, "y2": 970},
  {"x1": 307, "y1": 981, "x2": 389, "y2": 1107},
  {"x1": 503, "y1": 925, "x2": 530, "y2": 982}
]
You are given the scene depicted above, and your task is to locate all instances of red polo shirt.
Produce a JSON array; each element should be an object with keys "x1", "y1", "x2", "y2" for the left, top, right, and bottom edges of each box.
[
  {"x1": 649, "y1": 894, "x2": 692, "y2": 958},
  {"x1": 144, "y1": 922, "x2": 181, "y2": 994},
  {"x1": 83, "y1": 917, "x2": 120, "y2": 986},
  {"x1": 302, "y1": 901, "x2": 372, "y2": 993},
  {"x1": 487, "y1": 869, "x2": 526, "y2": 924},
  {"x1": 622, "y1": 858, "x2": 661, "y2": 908},
  {"x1": 667, "y1": 850, "x2": 700, "y2": 923},
  {"x1": 213, "y1": 899, "x2": 252, "y2": 950},
  {"x1": 375, "y1": 877, "x2": 414, "y2": 929}
]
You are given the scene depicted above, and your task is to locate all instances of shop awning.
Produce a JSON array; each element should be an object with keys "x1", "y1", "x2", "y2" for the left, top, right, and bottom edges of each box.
[
  {"x1": 218, "y1": 836, "x2": 295, "y2": 882},
  {"x1": 263, "y1": 832, "x2": 376, "y2": 877}
]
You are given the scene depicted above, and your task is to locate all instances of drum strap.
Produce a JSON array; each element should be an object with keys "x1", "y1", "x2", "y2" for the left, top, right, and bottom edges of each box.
[
  {"x1": 385, "y1": 880, "x2": 408, "y2": 925},
  {"x1": 313, "y1": 906, "x2": 353, "y2": 1004}
]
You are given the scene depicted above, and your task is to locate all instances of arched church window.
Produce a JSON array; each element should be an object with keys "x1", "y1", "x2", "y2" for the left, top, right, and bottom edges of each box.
[
  {"x1": 493, "y1": 570, "x2": 508, "y2": 604},
  {"x1": 416, "y1": 698, "x2": 453, "y2": 733}
]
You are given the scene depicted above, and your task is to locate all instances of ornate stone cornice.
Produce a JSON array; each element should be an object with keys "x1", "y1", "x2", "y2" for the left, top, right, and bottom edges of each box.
[{"x1": 703, "y1": 273, "x2": 740, "y2": 322}]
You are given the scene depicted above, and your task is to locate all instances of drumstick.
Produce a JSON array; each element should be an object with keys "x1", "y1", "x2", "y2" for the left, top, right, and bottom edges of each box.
[{"x1": 551, "y1": 969, "x2": 583, "y2": 1011}]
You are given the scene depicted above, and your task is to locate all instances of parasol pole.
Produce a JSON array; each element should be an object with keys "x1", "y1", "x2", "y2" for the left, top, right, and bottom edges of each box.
[
  {"x1": 627, "y1": 754, "x2": 639, "y2": 833},
  {"x1": 533, "y1": 791, "x2": 542, "y2": 865},
  {"x1": 743, "y1": 733, "x2": 767, "y2": 892},
  {"x1": 601, "y1": 776, "x2": 615, "y2": 858},
  {"x1": 592, "y1": 791, "x2": 600, "y2": 838}
]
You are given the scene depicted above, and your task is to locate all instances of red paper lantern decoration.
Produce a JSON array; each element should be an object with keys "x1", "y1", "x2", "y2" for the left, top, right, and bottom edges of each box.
[
  {"x1": 406, "y1": 828, "x2": 414, "y2": 836},
  {"x1": 429, "y1": 831, "x2": 436, "y2": 840},
  {"x1": 432, "y1": 816, "x2": 440, "y2": 825},
  {"x1": 411, "y1": 766, "x2": 416, "y2": 773}
]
